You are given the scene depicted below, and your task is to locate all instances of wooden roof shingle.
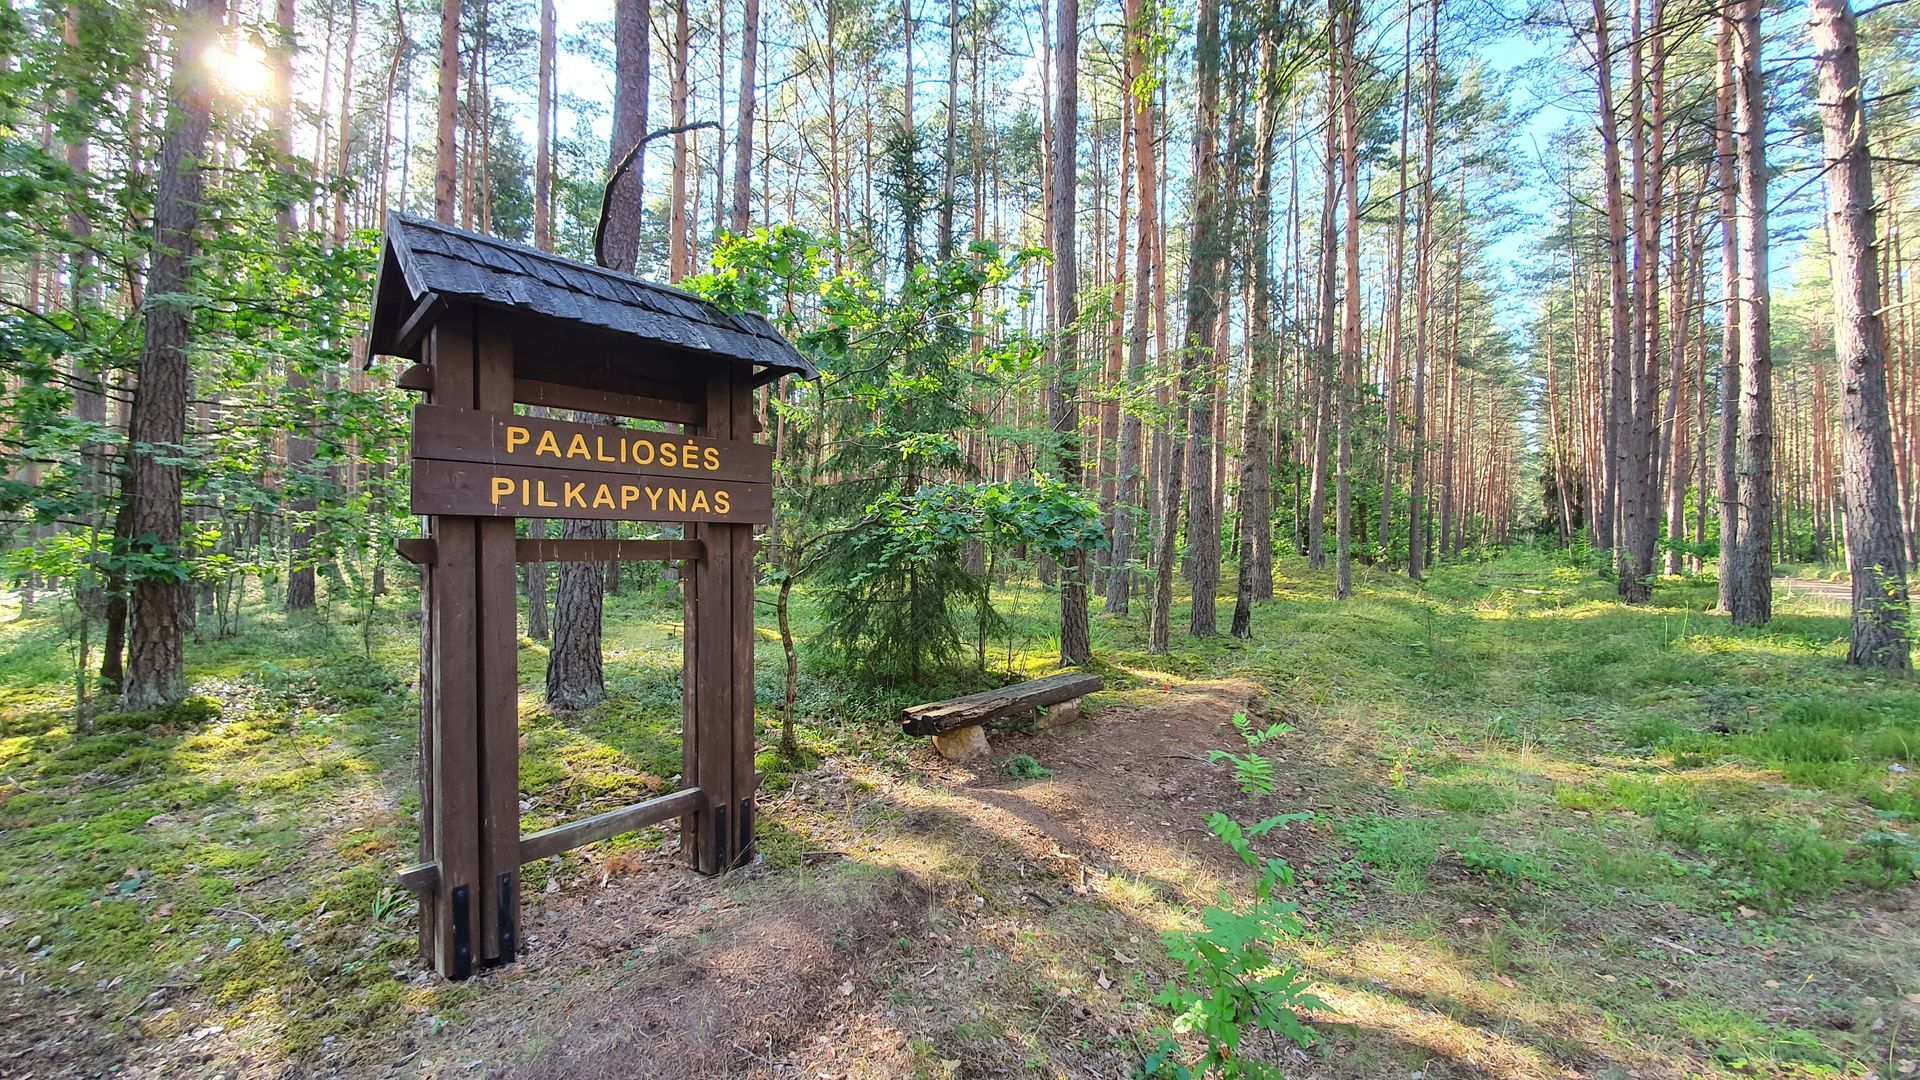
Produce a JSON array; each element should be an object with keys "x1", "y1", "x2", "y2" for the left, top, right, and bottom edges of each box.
[{"x1": 367, "y1": 213, "x2": 816, "y2": 380}]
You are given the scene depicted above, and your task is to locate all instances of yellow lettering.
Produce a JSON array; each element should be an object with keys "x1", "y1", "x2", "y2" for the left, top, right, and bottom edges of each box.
[
  {"x1": 714, "y1": 490, "x2": 731, "y2": 515},
  {"x1": 645, "y1": 486, "x2": 663, "y2": 510},
  {"x1": 668, "y1": 488, "x2": 687, "y2": 513},
  {"x1": 618, "y1": 436, "x2": 630, "y2": 463},
  {"x1": 536, "y1": 480, "x2": 557, "y2": 508},
  {"x1": 620, "y1": 484, "x2": 640, "y2": 509},
  {"x1": 564, "y1": 482, "x2": 586, "y2": 508},
  {"x1": 591, "y1": 483, "x2": 615, "y2": 509},
  {"x1": 594, "y1": 435, "x2": 616, "y2": 462},
  {"x1": 566, "y1": 434, "x2": 590, "y2": 460},
  {"x1": 505, "y1": 426, "x2": 530, "y2": 454},
  {"x1": 633, "y1": 439, "x2": 655, "y2": 466},
  {"x1": 682, "y1": 441, "x2": 699, "y2": 469},
  {"x1": 661, "y1": 442, "x2": 678, "y2": 468},
  {"x1": 491, "y1": 476, "x2": 515, "y2": 506},
  {"x1": 689, "y1": 489, "x2": 710, "y2": 514},
  {"x1": 703, "y1": 446, "x2": 720, "y2": 472},
  {"x1": 536, "y1": 430, "x2": 561, "y2": 457}
]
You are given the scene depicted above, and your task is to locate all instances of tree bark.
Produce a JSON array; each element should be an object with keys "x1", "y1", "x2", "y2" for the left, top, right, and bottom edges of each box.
[
  {"x1": 1180, "y1": 0, "x2": 1224, "y2": 638},
  {"x1": 1050, "y1": 0, "x2": 1090, "y2": 665},
  {"x1": 124, "y1": 0, "x2": 227, "y2": 710},
  {"x1": 1591, "y1": 0, "x2": 1631, "y2": 574},
  {"x1": 604, "y1": 0, "x2": 652, "y2": 272},
  {"x1": 1408, "y1": 0, "x2": 1438, "y2": 581},
  {"x1": 1107, "y1": 0, "x2": 1155, "y2": 616},
  {"x1": 1335, "y1": 0, "x2": 1360, "y2": 600},
  {"x1": 1727, "y1": 0, "x2": 1773, "y2": 627},
  {"x1": 1147, "y1": 0, "x2": 1222, "y2": 651},
  {"x1": 730, "y1": 0, "x2": 758, "y2": 233},
  {"x1": 433, "y1": 0, "x2": 460, "y2": 221},
  {"x1": 1306, "y1": 28, "x2": 1337, "y2": 573},
  {"x1": 1812, "y1": 0, "x2": 1910, "y2": 667},
  {"x1": 1231, "y1": 8, "x2": 1284, "y2": 638},
  {"x1": 1714, "y1": 12, "x2": 1741, "y2": 610}
]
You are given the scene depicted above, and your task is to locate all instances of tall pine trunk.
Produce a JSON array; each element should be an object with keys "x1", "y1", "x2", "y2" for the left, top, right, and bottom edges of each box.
[
  {"x1": 1147, "y1": 0, "x2": 1223, "y2": 651},
  {"x1": 1231, "y1": 6, "x2": 1284, "y2": 638},
  {"x1": 551, "y1": 0, "x2": 651, "y2": 708},
  {"x1": 124, "y1": 0, "x2": 227, "y2": 710},
  {"x1": 1727, "y1": 0, "x2": 1773, "y2": 627},
  {"x1": 433, "y1": 0, "x2": 460, "y2": 220},
  {"x1": 1812, "y1": 0, "x2": 1911, "y2": 667},
  {"x1": 731, "y1": 0, "x2": 758, "y2": 232},
  {"x1": 1050, "y1": 0, "x2": 1090, "y2": 664},
  {"x1": 1107, "y1": 0, "x2": 1155, "y2": 616},
  {"x1": 1407, "y1": 0, "x2": 1438, "y2": 581},
  {"x1": 1714, "y1": 14, "x2": 1741, "y2": 610},
  {"x1": 1335, "y1": 0, "x2": 1360, "y2": 600}
]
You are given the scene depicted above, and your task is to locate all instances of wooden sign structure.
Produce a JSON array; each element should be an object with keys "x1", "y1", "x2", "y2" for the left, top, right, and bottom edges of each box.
[{"x1": 365, "y1": 214, "x2": 814, "y2": 980}]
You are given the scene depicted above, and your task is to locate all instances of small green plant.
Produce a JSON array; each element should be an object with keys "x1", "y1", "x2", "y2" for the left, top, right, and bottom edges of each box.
[
  {"x1": 1455, "y1": 838, "x2": 1561, "y2": 887},
  {"x1": 1004, "y1": 753, "x2": 1051, "y2": 779},
  {"x1": 1143, "y1": 811, "x2": 1321, "y2": 1079},
  {"x1": 370, "y1": 886, "x2": 409, "y2": 924},
  {"x1": 1209, "y1": 712, "x2": 1294, "y2": 800},
  {"x1": 1230, "y1": 711, "x2": 1294, "y2": 747}
]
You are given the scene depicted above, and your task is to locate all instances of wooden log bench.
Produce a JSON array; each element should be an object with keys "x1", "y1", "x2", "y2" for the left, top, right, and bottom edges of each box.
[{"x1": 900, "y1": 672, "x2": 1104, "y2": 762}]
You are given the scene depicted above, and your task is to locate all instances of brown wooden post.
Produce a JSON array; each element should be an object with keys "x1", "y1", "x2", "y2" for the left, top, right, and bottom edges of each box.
[
  {"x1": 726, "y1": 363, "x2": 758, "y2": 866},
  {"x1": 474, "y1": 308, "x2": 521, "y2": 963},
  {"x1": 421, "y1": 310, "x2": 482, "y2": 980}
]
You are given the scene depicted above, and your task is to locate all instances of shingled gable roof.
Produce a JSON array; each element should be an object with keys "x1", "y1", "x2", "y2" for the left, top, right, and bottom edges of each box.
[{"x1": 367, "y1": 212, "x2": 816, "y2": 380}]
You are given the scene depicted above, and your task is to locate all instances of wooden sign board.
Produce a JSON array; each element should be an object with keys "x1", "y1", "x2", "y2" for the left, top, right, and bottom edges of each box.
[
  {"x1": 371, "y1": 214, "x2": 812, "y2": 983},
  {"x1": 410, "y1": 405, "x2": 773, "y2": 523}
]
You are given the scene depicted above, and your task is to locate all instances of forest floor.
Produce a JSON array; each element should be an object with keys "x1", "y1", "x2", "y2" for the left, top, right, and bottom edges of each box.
[{"x1": 3, "y1": 550, "x2": 1919, "y2": 1078}]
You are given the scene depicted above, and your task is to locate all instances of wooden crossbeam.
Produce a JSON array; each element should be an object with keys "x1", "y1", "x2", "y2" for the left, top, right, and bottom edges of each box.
[
  {"x1": 515, "y1": 538, "x2": 703, "y2": 563},
  {"x1": 519, "y1": 787, "x2": 704, "y2": 863}
]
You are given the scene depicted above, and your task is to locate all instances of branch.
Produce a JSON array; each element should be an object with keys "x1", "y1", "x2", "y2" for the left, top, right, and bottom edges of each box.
[{"x1": 592, "y1": 121, "x2": 722, "y2": 271}]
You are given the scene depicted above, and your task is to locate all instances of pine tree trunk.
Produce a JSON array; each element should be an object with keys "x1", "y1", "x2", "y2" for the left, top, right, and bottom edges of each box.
[
  {"x1": 669, "y1": 0, "x2": 691, "y2": 275},
  {"x1": 1714, "y1": 13, "x2": 1741, "y2": 609},
  {"x1": 604, "y1": 0, "x2": 652, "y2": 271},
  {"x1": 1407, "y1": 0, "x2": 1438, "y2": 582},
  {"x1": 1727, "y1": 0, "x2": 1773, "y2": 627},
  {"x1": 433, "y1": 0, "x2": 460, "y2": 220},
  {"x1": 1812, "y1": 0, "x2": 1911, "y2": 667},
  {"x1": 1148, "y1": 0, "x2": 1222, "y2": 651},
  {"x1": 1231, "y1": 10, "x2": 1283, "y2": 638},
  {"x1": 1306, "y1": 43, "x2": 1337, "y2": 573},
  {"x1": 1180, "y1": 0, "x2": 1224, "y2": 639},
  {"x1": 124, "y1": 0, "x2": 226, "y2": 710},
  {"x1": 1592, "y1": 0, "x2": 1632, "y2": 575},
  {"x1": 546, "y1": 513, "x2": 607, "y2": 710},
  {"x1": 1107, "y1": 0, "x2": 1155, "y2": 616},
  {"x1": 1335, "y1": 1, "x2": 1360, "y2": 600},
  {"x1": 731, "y1": 0, "x2": 758, "y2": 233},
  {"x1": 1050, "y1": 0, "x2": 1090, "y2": 665}
]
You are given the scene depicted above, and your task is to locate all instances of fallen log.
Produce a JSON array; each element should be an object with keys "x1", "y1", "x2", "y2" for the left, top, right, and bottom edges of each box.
[{"x1": 900, "y1": 672, "x2": 1104, "y2": 737}]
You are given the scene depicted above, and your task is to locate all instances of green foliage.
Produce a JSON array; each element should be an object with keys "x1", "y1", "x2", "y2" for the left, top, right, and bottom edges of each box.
[
  {"x1": 1004, "y1": 753, "x2": 1051, "y2": 779},
  {"x1": 1455, "y1": 837, "x2": 1561, "y2": 887},
  {"x1": 1144, "y1": 812, "x2": 1321, "y2": 1079},
  {"x1": 687, "y1": 228, "x2": 1100, "y2": 687},
  {"x1": 1208, "y1": 712, "x2": 1294, "y2": 801}
]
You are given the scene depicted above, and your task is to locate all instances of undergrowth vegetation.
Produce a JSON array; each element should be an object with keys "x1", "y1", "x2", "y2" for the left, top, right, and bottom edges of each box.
[{"x1": 2, "y1": 545, "x2": 1917, "y2": 1075}]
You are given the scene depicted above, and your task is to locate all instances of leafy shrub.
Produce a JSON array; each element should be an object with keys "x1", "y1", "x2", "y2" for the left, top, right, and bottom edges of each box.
[
  {"x1": 1004, "y1": 754, "x2": 1050, "y2": 780},
  {"x1": 1144, "y1": 812, "x2": 1321, "y2": 1079}
]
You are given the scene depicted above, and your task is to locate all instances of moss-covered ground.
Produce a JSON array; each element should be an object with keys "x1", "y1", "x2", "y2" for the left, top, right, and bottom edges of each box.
[{"x1": 1, "y1": 549, "x2": 1916, "y2": 1076}]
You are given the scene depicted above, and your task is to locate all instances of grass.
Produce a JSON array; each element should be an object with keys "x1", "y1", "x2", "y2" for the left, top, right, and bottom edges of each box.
[{"x1": 1, "y1": 546, "x2": 1917, "y2": 1076}]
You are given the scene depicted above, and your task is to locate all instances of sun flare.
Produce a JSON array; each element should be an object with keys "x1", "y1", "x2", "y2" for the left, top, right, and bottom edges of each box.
[{"x1": 204, "y1": 40, "x2": 274, "y2": 101}]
